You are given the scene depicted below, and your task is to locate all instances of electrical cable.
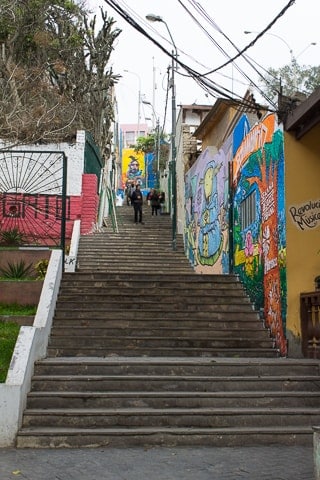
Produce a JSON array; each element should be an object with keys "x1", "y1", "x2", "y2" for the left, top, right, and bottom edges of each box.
[
  {"x1": 177, "y1": 0, "x2": 291, "y2": 100},
  {"x1": 103, "y1": 0, "x2": 281, "y2": 112}
]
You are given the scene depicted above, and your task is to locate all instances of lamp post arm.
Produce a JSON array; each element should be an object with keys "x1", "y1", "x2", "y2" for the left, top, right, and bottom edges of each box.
[{"x1": 171, "y1": 49, "x2": 177, "y2": 251}]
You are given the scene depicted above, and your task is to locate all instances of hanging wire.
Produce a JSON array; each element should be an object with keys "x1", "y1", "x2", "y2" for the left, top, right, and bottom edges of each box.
[{"x1": 103, "y1": 0, "x2": 295, "y2": 112}]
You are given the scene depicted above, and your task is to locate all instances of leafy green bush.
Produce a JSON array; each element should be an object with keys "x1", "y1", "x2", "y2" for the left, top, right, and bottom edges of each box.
[
  {"x1": 34, "y1": 258, "x2": 49, "y2": 279},
  {"x1": 0, "y1": 228, "x2": 26, "y2": 246},
  {"x1": 0, "y1": 259, "x2": 34, "y2": 279},
  {"x1": 0, "y1": 321, "x2": 20, "y2": 382}
]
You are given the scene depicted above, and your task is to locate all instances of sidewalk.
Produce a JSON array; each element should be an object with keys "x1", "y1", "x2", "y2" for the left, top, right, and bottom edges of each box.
[{"x1": 0, "y1": 446, "x2": 314, "y2": 480}]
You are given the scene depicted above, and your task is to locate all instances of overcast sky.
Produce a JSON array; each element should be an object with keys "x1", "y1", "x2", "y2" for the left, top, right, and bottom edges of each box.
[{"x1": 87, "y1": 0, "x2": 319, "y2": 130}]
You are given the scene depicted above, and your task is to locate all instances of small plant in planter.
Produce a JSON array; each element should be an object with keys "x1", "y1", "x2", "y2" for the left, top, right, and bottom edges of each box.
[
  {"x1": 0, "y1": 228, "x2": 26, "y2": 247},
  {"x1": 0, "y1": 260, "x2": 34, "y2": 280},
  {"x1": 34, "y1": 259, "x2": 49, "y2": 279}
]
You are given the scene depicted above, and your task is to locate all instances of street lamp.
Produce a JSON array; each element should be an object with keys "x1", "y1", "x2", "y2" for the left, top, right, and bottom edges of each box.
[
  {"x1": 146, "y1": 13, "x2": 178, "y2": 250},
  {"x1": 124, "y1": 69, "x2": 141, "y2": 141},
  {"x1": 244, "y1": 31, "x2": 316, "y2": 62},
  {"x1": 295, "y1": 42, "x2": 317, "y2": 60}
]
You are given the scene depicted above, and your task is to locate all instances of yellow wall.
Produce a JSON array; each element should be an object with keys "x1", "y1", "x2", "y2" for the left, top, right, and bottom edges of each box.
[{"x1": 285, "y1": 126, "x2": 320, "y2": 341}]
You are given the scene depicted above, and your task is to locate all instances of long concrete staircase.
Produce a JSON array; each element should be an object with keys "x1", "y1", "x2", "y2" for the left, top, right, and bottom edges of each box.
[{"x1": 16, "y1": 205, "x2": 320, "y2": 447}]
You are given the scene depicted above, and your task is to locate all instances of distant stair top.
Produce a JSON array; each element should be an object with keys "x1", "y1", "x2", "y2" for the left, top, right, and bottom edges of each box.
[{"x1": 77, "y1": 205, "x2": 194, "y2": 274}]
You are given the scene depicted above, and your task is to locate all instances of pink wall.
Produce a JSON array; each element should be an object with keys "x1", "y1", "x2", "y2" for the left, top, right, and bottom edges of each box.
[
  {"x1": 0, "y1": 174, "x2": 99, "y2": 245},
  {"x1": 80, "y1": 174, "x2": 99, "y2": 234}
]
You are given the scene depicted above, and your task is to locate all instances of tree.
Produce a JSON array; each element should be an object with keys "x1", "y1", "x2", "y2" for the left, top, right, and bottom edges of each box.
[
  {"x1": 261, "y1": 59, "x2": 320, "y2": 100},
  {"x1": 133, "y1": 131, "x2": 169, "y2": 171},
  {"x1": 0, "y1": 0, "x2": 120, "y2": 156}
]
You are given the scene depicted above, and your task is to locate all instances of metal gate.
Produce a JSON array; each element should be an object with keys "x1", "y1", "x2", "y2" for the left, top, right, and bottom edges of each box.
[{"x1": 0, "y1": 150, "x2": 67, "y2": 250}]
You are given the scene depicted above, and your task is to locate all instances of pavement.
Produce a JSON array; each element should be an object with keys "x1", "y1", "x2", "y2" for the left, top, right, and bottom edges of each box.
[{"x1": 0, "y1": 446, "x2": 315, "y2": 480}]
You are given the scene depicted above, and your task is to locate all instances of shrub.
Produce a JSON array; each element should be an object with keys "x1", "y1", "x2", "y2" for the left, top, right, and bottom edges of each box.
[
  {"x1": 0, "y1": 228, "x2": 26, "y2": 246},
  {"x1": 0, "y1": 260, "x2": 34, "y2": 280},
  {"x1": 34, "y1": 259, "x2": 49, "y2": 279}
]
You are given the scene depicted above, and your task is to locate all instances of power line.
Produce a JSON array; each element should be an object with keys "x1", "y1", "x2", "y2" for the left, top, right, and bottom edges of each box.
[
  {"x1": 103, "y1": 0, "x2": 278, "y2": 111},
  {"x1": 177, "y1": 0, "x2": 293, "y2": 101}
]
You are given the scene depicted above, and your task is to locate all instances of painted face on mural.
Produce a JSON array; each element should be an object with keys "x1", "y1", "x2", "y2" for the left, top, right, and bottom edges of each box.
[{"x1": 128, "y1": 159, "x2": 140, "y2": 175}]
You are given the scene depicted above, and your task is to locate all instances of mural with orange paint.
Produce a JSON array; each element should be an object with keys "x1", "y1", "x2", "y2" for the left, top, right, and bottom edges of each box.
[
  {"x1": 121, "y1": 149, "x2": 145, "y2": 188},
  {"x1": 184, "y1": 112, "x2": 286, "y2": 355},
  {"x1": 232, "y1": 113, "x2": 287, "y2": 355}
]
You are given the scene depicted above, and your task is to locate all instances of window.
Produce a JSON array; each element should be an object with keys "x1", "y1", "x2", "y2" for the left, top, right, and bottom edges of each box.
[
  {"x1": 240, "y1": 190, "x2": 257, "y2": 230},
  {"x1": 124, "y1": 131, "x2": 135, "y2": 147}
]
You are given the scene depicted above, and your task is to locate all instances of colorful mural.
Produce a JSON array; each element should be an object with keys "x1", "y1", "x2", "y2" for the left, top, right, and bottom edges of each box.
[
  {"x1": 185, "y1": 147, "x2": 230, "y2": 274},
  {"x1": 184, "y1": 113, "x2": 287, "y2": 355},
  {"x1": 121, "y1": 149, "x2": 145, "y2": 188},
  {"x1": 232, "y1": 114, "x2": 287, "y2": 356}
]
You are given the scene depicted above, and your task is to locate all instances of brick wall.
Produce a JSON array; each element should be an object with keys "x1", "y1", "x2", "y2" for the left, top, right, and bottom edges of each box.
[{"x1": 80, "y1": 174, "x2": 99, "y2": 234}]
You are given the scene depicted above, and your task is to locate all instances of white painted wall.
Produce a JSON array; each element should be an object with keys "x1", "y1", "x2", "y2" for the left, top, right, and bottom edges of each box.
[
  {"x1": 65, "y1": 219, "x2": 81, "y2": 272},
  {"x1": 0, "y1": 249, "x2": 63, "y2": 446},
  {"x1": 0, "y1": 131, "x2": 86, "y2": 196}
]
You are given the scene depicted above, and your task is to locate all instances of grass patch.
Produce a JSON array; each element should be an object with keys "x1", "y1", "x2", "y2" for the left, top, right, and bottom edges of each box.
[
  {"x1": 0, "y1": 321, "x2": 20, "y2": 382},
  {"x1": 0, "y1": 303, "x2": 37, "y2": 316}
]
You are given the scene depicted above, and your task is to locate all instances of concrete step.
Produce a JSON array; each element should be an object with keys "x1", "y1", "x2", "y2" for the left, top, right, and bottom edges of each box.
[
  {"x1": 29, "y1": 374, "x2": 318, "y2": 393},
  {"x1": 77, "y1": 265, "x2": 194, "y2": 273},
  {"x1": 33, "y1": 358, "x2": 320, "y2": 377},
  {"x1": 46, "y1": 346, "x2": 279, "y2": 358},
  {"x1": 49, "y1": 327, "x2": 269, "y2": 338},
  {"x1": 52, "y1": 309, "x2": 262, "y2": 321},
  {"x1": 51, "y1": 318, "x2": 265, "y2": 329},
  {"x1": 56, "y1": 292, "x2": 251, "y2": 303},
  {"x1": 48, "y1": 335, "x2": 275, "y2": 350},
  {"x1": 16, "y1": 425, "x2": 313, "y2": 448},
  {"x1": 53, "y1": 304, "x2": 257, "y2": 314},
  {"x1": 61, "y1": 272, "x2": 240, "y2": 283},
  {"x1": 27, "y1": 390, "x2": 320, "y2": 409},
  {"x1": 21, "y1": 407, "x2": 320, "y2": 428}
]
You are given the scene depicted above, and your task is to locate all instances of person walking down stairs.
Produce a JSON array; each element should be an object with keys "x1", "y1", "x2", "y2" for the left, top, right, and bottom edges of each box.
[
  {"x1": 150, "y1": 190, "x2": 160, "y2": 216},
  {"x1": 130, "y1": 183, "x2": 144, "y2": 224}
]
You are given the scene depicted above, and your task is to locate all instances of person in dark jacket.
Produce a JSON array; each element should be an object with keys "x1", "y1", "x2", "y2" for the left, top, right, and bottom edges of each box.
[
  {"x1": 150, "y1": 190, "x2": 160, "y2": 216},
  {"x1": 158, "y1": 191, "x2": 165, "y2": 215},
  {"x1": 130, "y1": 184, "x2": 143, "y2": 223}
]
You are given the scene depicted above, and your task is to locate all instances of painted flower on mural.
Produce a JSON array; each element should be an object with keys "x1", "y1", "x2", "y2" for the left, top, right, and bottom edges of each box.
[
  {"x1": 278, "y1": 247, "x2": 286, "y2": 269},
  {"x1": 244, "y1": 230, "x2": 255, "y2": 277},
  {"x1": 244, "y1": 230, "x2": 254, "y2": 257}
]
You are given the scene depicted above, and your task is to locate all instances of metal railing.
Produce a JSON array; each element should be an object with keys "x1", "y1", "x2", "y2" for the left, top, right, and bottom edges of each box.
[
  {"x1": 300, "y1": 291, "x2": 320, "y2": 358},
  {"x1": 106, "y1": 187, "x2": 118, "y2": 233}
]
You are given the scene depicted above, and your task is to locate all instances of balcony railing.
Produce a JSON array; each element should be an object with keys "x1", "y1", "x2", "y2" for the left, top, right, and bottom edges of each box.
[{"x1": 300, "y1": 291, "x2": 320, "y2": 358}]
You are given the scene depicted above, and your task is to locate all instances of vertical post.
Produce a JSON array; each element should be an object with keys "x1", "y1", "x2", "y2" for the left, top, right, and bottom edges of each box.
[
  {"x1": 228, "y1": 158, "x2": 234, "y2": 273},
  {"x1": 171, "y1": 50, "x2": 177, "y2": 251},
  {"x1": 137, "y1": 88, "x2": 141, "y2": 140},
  {"x1": 61, "y1": 152, "x2": 67, "y2": 272},
  {"x1": 156, "y1": 117, "x2": 161, "y2": 188},
  {"x1": 152, "y1": 57, "x2": 156, "y2": 130}
]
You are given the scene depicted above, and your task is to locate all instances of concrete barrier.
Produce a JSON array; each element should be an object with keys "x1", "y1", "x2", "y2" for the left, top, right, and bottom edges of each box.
[
  {"x1": 0, "y1": 249, "x2": 63, "y2": 447},
  {"x1": 64, "y1": 219, "x2": 81, "y2": 272}
]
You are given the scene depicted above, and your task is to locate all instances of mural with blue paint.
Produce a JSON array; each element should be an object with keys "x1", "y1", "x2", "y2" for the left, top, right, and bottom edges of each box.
[
  {"x1": 145, "y1": 152, "x2": 158, "y2": 189},
  {"x1": 184, "y1": 112, "x2": 286, "y2": 355},
  {"x1": 185, "y1": 147, "x2": 229, "y2": 273},
  {"x1": 232, "y1": 113, "x2": 286, "y2": 355}
]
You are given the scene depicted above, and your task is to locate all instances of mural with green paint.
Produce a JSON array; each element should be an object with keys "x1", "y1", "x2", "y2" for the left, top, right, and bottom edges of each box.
[{"x1": 232, "y1": 114, "x2": 287, "y2": 355}]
